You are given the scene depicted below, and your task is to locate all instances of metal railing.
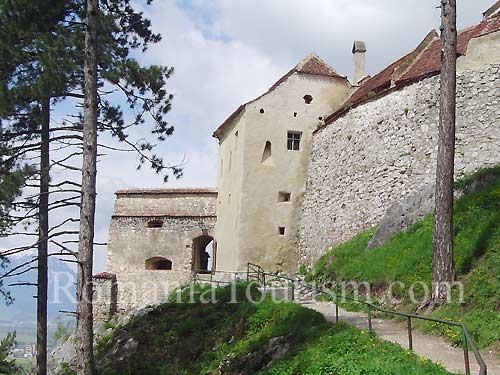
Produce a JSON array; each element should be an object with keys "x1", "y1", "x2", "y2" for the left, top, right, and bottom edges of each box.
[
  {"x1": 246, "y1": 263, "x2": 487, "y2": 375},
  {"x1": 246, "y1": 262, "x2": 265, "y2": 283},
  {"x1": 193, "y1": 268, "x2": 247, "y2": 286},
  {"x1": 250, "y1": 265, "x2": 296, "y2": 301}
]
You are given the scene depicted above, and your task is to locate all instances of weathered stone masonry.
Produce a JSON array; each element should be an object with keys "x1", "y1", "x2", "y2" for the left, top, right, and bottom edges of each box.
[
  {"x1": 299, "y1": 64, "x2": 500, "y2": 265},
  {"x1": 93, "y1": 189, "x2": 217, "y2": 319}
]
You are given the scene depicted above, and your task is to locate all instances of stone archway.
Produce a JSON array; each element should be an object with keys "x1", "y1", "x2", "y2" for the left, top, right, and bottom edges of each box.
[
  {"x1": 192, "y1": 235, "x2": 215, "y2": 273},
  {"x1": 145, "y1": 256, "x2": 172, "y2": 270}
]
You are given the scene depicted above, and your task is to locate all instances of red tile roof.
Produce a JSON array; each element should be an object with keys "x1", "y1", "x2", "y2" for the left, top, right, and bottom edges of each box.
[
  {"x1": 213, "y1": 54, "x2": 347, "y2": 139},
  {"x1": 115, "y1": 188, "x2": 217, "y2": 195},
  {"x1": 319, "y1": 16, "x2": 500, "y2": 130},
  {"x1": 397, "y1": 19, "x2": 500, "y2": 84},
  {"x1": 344, "y1": 53, "x2": 410, "y2": 108},
  {"x1": 297, "y1": 55, "x2": 344, "y2": 78}
]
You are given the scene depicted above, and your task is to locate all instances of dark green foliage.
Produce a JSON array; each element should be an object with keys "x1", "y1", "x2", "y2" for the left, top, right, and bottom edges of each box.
[
  {"x1": 95, "y1": 284, "x2": 450, "y2": 375},
  {"x1": 0, "y1": 332, "x2": 18, "y2": 375},
  {"x1": 57, "y1": 362, "x2": 76, "y2": 375},
  {"x1": 0, "y1": 164, "x2": 33, "y2": 234},
  {"x1": 0, "y1": 0, "x2": 79, "y2": 98},
  {"x1": 168, "y1": 282, "x2": 262, "y2": 303},
  {"x1": 309, "y1": 170, "x2": 500, "y2": 347},
  {"x1": 0, "y1": 0, "x2": 179, "y2": 182},
  {"x1": 0, "y1": 144, "x2": 33, "y2": 303}
]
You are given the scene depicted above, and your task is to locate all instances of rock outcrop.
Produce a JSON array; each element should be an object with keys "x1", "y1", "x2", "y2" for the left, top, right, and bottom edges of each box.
[{"x1": 366, "y1": 184, "x2": 435, "y2": 250}]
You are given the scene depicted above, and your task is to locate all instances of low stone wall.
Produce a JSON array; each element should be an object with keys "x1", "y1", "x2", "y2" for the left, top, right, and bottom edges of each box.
[
  {"x1": 113, "y1": 270, "x2": 192, "y2": 315},
  {"x1": 299, "y1": 64, "x2": 500, "y2": 265},
  {"x1": 93, "y1": 270, "x2": 194, "y2": 321},
  {"x1": 93, "y1": 274, "x2": 117, "y2": 323}
]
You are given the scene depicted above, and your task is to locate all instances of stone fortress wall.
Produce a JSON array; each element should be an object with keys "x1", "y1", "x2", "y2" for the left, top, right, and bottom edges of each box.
[
  {"x1": 93, "y1": 189, "x2": 217, "y2": 320},
  {"x1": 298, "y1": 63, "x2": 500, "y2": 265}
]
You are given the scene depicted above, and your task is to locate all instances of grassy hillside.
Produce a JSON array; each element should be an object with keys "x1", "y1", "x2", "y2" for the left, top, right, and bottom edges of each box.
[
  {"x1": 307, "y1": 167, "x2": 500, "y2": 348},
  {"x1": 90, "y1": 284, "x2": 451, "y2": 375}
]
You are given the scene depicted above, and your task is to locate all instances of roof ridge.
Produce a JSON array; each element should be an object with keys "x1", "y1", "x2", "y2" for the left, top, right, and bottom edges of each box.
[
  {"x1": 295, "y1": 52, "x2": 342, "y2": 77},
  {"x1": 213, "y1": 53, "x2": 346, "y2": 139},
  {"x1": 392, "y1": 29, "x2": 439, "y2": 84},
  {"x1": 295, "y1": 52, "x2": 320, "y2": 70},
  {"x1": 483, "y1": 0, "x2": 500, "y2": 19}
]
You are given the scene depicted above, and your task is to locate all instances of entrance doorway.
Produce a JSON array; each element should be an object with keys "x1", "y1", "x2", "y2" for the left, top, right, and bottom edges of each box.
[{"x1": 192, "y1": 235, "x2": 215, "y2": 273}]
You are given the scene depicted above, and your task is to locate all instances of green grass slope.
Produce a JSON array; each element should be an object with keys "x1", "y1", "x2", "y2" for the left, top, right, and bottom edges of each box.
[
  {"x1": 93, "y1": 284, "x2": 450, "y2": 375},
  {"x1": 307, "y1": 167, "x2": 500, "y2": 348}
]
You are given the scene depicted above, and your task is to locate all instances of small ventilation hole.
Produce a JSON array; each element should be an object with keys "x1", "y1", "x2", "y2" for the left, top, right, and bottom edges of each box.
[
  {"x1": 318, "y1": 116, "x2": 323, "y2": 120},
  {"x1": 278, "y1": 192, "x2": 291, "y2": 202},
  {"x1": 147, "y1": 220, "x2": 163, "y2": 228},
  {"x1": 294, "y1": 112, "x2": 298, "y2": 117},
  {"x1": 260, "y1": 108, "x2": 265, "y2": 114},
  {"x1": 303, "y1": 95, "x2": 313, "y2": 104}
]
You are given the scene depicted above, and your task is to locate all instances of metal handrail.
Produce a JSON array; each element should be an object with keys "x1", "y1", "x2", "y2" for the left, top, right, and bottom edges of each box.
[
  {"x1": 192, "y1": 269, "x2": 247, "y2": 286},
  {"x1": 246, "y1": 262, "x2": 265, "y2": 282},
  {"x1": 193, "y1": 269, "x2": 248, "y2": 276},
  {"x1": 246, "y1": 263, "x2": 487, "y2": 375}
]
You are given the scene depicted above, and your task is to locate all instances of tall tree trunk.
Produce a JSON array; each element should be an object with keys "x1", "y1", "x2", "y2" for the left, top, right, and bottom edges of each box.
[
  {"x1": 432, "y1": 0, "x2": 457, "y2": 303},
  {"x1": 76, "y1": 1, "x2": 99, "y2": 374},
  {"x1": 36, "y1": 97, "x2": 50, "y2": 375}
]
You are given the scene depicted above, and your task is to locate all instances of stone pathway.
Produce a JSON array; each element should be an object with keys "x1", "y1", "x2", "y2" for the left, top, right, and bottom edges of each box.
[{"x1": 301, "y1": 300, "x2": 500, "y2": 375}]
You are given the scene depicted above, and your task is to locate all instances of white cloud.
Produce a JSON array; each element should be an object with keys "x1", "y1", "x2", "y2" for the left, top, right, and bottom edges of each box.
[{"x1": 186, "y1": 0, "x2": 492, "y2": 78}]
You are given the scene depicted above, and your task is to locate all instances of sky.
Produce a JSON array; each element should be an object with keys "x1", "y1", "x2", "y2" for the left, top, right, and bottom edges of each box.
[{"x1": 1, "y1": 0, "x2": 494, "y2": 274}]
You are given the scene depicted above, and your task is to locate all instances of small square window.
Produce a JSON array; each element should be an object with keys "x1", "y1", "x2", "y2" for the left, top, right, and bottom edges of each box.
[
  {"x1": 278, "y1": 226, "x2": 286, "y2": 235},
  {"x1": 278, "y1": 192, "x2": 291, "y2": 202},
  {"x1": 287, "y1": 131, "x2": 302, "y2": 151}
]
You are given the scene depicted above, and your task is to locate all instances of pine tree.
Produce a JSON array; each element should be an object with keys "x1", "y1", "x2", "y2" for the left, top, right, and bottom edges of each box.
[
  {"x1": 76, "y1": 1, "x2": 99, "y2": 373},
  {"x1": 0, "y1": 142, "x2": 32, "y2": 303},
  {"x1": 1, "y1": 1, "x2": 179, "y2": 373},
  {"x1": 0, "y1": 332, "x2": 18, "y2": 375},
  {"x1": 432, "y1": 0, "x2": 457, "y2": 303},
  {"x1": 1, "y1": 3, "x2": 81, "y2": 373}
]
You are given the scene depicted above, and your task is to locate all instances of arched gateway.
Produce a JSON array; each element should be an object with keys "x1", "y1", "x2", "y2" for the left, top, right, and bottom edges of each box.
[{"x1": 192, "y1": 234, "x2": 216, "y2": 273}]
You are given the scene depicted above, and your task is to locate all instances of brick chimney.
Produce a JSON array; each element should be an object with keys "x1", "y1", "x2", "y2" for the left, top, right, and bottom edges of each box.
[{"x1": 352, "y1": 41, "x2": 367, "y2": 86}]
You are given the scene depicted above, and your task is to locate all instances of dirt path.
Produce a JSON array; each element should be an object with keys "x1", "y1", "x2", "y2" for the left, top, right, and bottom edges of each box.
[{"x1": 301, "y1": 300, "x2": 500, "y2": 375}]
